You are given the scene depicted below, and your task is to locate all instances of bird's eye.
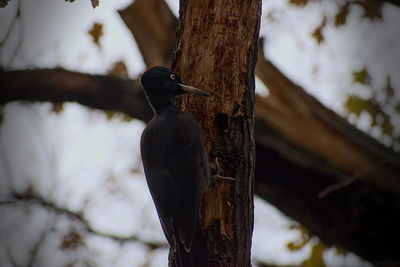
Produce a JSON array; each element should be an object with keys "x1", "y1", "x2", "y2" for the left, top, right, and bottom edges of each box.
[{"x1": 170, "y1": 74, "x2": 176, "y2": 80}]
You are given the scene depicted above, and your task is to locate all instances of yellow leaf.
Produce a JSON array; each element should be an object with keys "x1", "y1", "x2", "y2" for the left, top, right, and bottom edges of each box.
[
  {"x1": 287, "y1": 225, "x2": 311, "y2": 251},
  {"x1": 105, "y1": 110, "x2": 116, "y2": 120},
  {"x1": 123, "y1": 114, "x2": 133, "y2": 122},
  {"x1": 303, "y1": 242, "x2": 327, "y2": 267},
  {"x1": 352, "y1": 67, "x2": 371, "y2": 85},
  {"x1": 345, "y1": 96, "x2": 370, "y2": 117},
  {"x1": 345, "y1": 95, "x2": 394, "y2": 136}
]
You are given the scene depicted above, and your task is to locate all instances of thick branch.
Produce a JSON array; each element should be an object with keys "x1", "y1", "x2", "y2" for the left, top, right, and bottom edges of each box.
[
  {"x1": 0, "y1": 69, "x2": 153, "y2": 122},
  {"x1": 254, "y1": 47, "x2": 400, "y2": 263},
  {"x1": 118, "y1": 0, "x2": 176, "y2": 67},
  {"x1": 255, "y1": 46, "x2": 400, "y2": 195}
]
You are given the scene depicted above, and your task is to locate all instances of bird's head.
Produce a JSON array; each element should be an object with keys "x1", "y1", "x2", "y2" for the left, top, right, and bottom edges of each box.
[{"x1": 140, "y1": 66, "x2": 210, "y2": 113}]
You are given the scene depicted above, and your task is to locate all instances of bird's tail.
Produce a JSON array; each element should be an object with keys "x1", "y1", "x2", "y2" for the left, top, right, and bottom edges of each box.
[{"x1": 173, "y1": 222, "x2": 209, "y2": 267}]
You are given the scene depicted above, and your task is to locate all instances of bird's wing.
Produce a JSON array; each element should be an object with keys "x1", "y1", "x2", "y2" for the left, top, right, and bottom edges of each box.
[{"x1": 140, "y1": 112, "x2": 209, "y2": 251}]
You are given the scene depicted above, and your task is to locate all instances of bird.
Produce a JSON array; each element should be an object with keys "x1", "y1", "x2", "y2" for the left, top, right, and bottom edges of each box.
[{"x1": 139, "y1": 66, "x2": 210, "y2": 267}]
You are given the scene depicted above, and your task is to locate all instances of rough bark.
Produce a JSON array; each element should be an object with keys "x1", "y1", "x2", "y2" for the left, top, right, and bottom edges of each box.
[{"x1": 171, "y1": 1, "x2": 261, "y2": 266}]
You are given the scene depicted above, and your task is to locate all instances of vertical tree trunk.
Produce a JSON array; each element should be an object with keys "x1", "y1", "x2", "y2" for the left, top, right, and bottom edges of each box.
[{"x1": 172, "y1": 1, "x2": 261, "y2": 266}]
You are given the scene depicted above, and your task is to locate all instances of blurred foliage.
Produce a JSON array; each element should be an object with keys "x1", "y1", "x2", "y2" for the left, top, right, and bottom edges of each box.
[
  {"x1": 0, "y1": 0, "x2": 10, "y2": 8},
  {"x1": 287, "y1": 225, "x2": 311, "y2": 251},
  {"x1": 104, "y1": 110, "x2": 133, "y2": 122},
  {"x1": 109, "y1": 60, "x2": 129, "y2": 79},
  {"x1": 335, "y1": 246, "x2": 348, "y2": 256},
  {"x1": 65, "y1": 0, "x2": 98, "y2": 8},
  {"x1": 354, "y1": 0, "x2": 383, "y2": 20},
  {"x1": 311, "y1": 16, "x2": 327, "y2": 45},
  {"x1": 60, "y1": 229, "x2": 84, "y2": 250},
  {"x1": 289, "y1": 0, "x2": 309, "y2": 7},
  {"x1": 105, "y1": 110, "x2": 117, "y2": 120},
  {"x1": 303, "y1": 242, "x2": 327, "y2": 267},
  {"x1": 88, "y1": 22, "x2": 103, "y2": 48},
  {"x1": 335, "y1": 2, "x2": 350, "y2": 27},
  {"x1": 51, "y1": 103, "x2": 64, "y2": 114},
  {"x1": 305, "y1": 0, "x2": 384, "y2": 46},
  {"x1": 352, "y1": 67, "x2": 371, "y2": 85},
  {"x1": 287, "y1": 225, "x2": 329, "y2": 267},
  {"x1": 345, "y1": 66, "x2": 399, "y2": 143},
  {"x1": 345, "y1": 96, "x2": 394, "y2": 136},
  {"x1": 91, "y1": 0, "x2": 99, "y2": 8}
]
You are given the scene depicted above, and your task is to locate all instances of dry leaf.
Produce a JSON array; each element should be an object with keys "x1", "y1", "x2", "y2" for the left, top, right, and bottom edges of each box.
[
  {"x1": 109, "y1": 60, "x2": 129, "y2": 79},
  {"x1": 335, "y1": 2, "x2": 350, "y2": 27},
  {"x1": 60, "y1": 229, "x2": 84, "y2": 250},
  {"x1": 355, "y1": 0, "x2": 382, "y2": 20},
  {"x1": 88, "y1": 22, "x2": 103, "y2": 48},
  {"x1": 51, "y1": 103, "x2": 64, "y2": 114},
  {"x1": 311, "y1": 16, "x2": 327, "y2": 45},
  {"x1": 289, "y1": 0, "x2": 309, "y2": 6},
  {"x1": 91, "y1": 0, "x2": 99, "y2": 8}
]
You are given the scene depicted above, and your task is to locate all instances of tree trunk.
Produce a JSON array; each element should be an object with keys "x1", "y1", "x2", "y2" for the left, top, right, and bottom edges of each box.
[{"x1": 171, "y1": 1, "x2": 261, "y2": 266}]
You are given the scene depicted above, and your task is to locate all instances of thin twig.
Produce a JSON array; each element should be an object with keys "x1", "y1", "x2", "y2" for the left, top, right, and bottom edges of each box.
[
  {"x1": 0, "y1": 0, "x2": 21, "y2": 47},
  {"x1": 0, "y1": 192, "x2": 166, "y2": 248},
  {"x1": 318, "y1": 158, "x2": 387, "y2": 199}
]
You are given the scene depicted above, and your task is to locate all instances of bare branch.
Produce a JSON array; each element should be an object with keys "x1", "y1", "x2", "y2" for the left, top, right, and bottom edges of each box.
[
  {"x1": 318, "y1": 158, "x2": 388, "y2": 199},
  {"x1": 27, "y1": 221, "x2": 50, "y2": 267},
  {"x1": 385, "y1": 0, "x2": 400, "y2": 8},
  {"x1": 0, "y1": 0, "x2": 20, "y2": 46},
  {"x1": 0, "y1": 192, "x2": 166, "y2": 248}
]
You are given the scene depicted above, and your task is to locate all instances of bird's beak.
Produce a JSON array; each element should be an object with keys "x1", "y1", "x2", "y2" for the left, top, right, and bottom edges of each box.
[{"x1": 178, "y1": 83, "x2": 210, "y2": 97}]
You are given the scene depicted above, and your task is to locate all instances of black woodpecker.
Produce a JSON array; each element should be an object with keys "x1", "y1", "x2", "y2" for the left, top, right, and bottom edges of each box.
[{"x1": 140, "y1": 66, "x2": 210, "y2": 267}]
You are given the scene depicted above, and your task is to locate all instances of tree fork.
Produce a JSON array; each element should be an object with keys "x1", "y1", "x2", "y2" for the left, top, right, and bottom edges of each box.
[{"x1": 172, "y1": 1, "x2": 261, "y2": 266}]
